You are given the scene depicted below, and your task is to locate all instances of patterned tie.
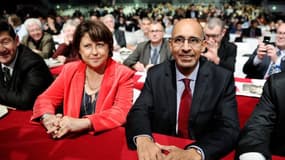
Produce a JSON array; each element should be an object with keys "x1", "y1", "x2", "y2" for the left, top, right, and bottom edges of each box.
[
  {"x1": 268, "y1": 50, "x2": 282, "y2": 77},
  {"x1": 3, "y1": 67, "x2": 11, "y2": 85},
  {"x1": 178, "y1": 78, "x2": 192, "y2": 138},
  {"x1": 151, "y1": 48, "x2": 159, "y2": 65}
]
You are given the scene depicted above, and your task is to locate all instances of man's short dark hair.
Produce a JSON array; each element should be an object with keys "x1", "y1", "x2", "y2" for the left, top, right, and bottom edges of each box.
[{"x1": 0, "y1": 20, "x2": 16, "y2": 39}]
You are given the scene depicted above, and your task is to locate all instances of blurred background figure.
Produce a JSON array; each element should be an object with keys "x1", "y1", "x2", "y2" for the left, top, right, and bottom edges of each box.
[
  {"x1": 242, "y1": 19, "x2": 262, "y2": 38},
  {"x1": 203, "y1": 17, "x2": 237, "y2": 72},
  {"x1": 123, "y1": 21, "x2": 171, "y2": 72},
  {"x1": 22, "y1": 18, "x2": 55, "y2": 58},
  {"x1": 7, "y1": 14, "x2": 27, "y2": 42},
  {"x1": 102, "y1": 14, "x2": 126, "y2": 52},
  {"x1": 89, "y1": 10, "x2": 100, "y2": 21},
  {"x1": 52, "y1": 19, "x2": 80, "y2": 64},
  {"x1": 127, "y1": 17, "x2": 152, "y2": 51},
  {"x1": 243, "y1": 23, "x2": 285, "y2": 79}
]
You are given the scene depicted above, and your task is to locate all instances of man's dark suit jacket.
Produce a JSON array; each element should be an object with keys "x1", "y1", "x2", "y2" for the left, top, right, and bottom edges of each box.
[
  {"x1": 241, "y1": 27, "x2": 262, "y2": 38},
  {"x1": 243, "y1": 48, "x2": 285, "y2": 79},
  {"x1": 236, "y1": 72, "x2": 285, "y2": 159},
  {"x1": 114, "y1": 29, "x2": 126, "y2": 48},
  {"x1": 126, "y1": 58, "x2": 240, "y2": 159},
  {"x1": 217, "y1": 39, "x2": 237, "y2": 72},
  {"x1": 0, "y1": 45, "x2": 53, "y2": 110},
  {"x1": 123, "y1": 38, "x2": 172, "y2": 68}
]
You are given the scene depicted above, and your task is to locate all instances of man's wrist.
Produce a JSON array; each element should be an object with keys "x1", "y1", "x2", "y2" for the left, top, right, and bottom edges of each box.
[{"x1": 186, "y1": 145, "x2": 205, "y2": 160}]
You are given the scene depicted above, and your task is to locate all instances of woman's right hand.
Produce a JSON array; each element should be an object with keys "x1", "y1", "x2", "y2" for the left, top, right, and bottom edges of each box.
[{"x1": 41, "y1": 114, "x2": 63, "y2": 137}]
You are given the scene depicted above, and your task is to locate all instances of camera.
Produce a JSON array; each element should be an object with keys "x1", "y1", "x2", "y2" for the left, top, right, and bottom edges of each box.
[{"x1": 263, "y1": 36, "x2": 275, "y2": 46}]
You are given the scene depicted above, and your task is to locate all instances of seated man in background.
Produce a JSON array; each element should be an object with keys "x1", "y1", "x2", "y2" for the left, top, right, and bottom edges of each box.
[
  {"x1": 21, "y1": 18, "x2": 55, "y2": 59},
  {"x1": 241, "y1": 19, "x2": 262, "y2": 38},
  {"x1": 236, "y1": 72, "x2": 285, "y2": 159},
  {"x1": 123, "y1": 21, "x2": 172, "y2": 72},
  {"x1": 127, "y1": 17, "x2": 151, "y2": 51},
  {"x1": 126, "y1": 19, "x2": 239, "y2": 160},
  {"x1": 102, "y1": 14, "x2": 126, "y2": 52},
  {"x1": 0, "y1": 20, "x2": 53, "y2": 110},
  {"x1": 243, "y1": 23, "x2": 285, "y2": 79},
  {"x1": 203, "y1": 17, "x2": 237, "y2": 72}
]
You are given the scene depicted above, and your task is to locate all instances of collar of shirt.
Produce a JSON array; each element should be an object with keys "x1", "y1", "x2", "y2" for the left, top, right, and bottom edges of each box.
[
  {"x1": 175, "y1": 62, "x2": 199, "y2": 94},
  {"x1": 150, "y1": 44, "x2": 162, "y2": 53},
  {"x1": 274, "y1": 49, "x2": 285, "y2": 66},
  {"x1": 1, "y1": 49, "x2": 18, "y2": 75}
]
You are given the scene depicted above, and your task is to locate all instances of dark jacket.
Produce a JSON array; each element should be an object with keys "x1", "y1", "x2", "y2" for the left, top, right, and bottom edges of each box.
[
  {"x1": 126, "y1": 58, "x2": 239, "y2": 159},
  {"x1": 0, "y1": 45, "x2": 53, "y2": 110},
  {"x1": 236, "y1": 72, "x2": 285, "y2": 159}
]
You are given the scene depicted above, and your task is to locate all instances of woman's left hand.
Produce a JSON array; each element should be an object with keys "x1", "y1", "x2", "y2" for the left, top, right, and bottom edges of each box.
[{"x1": 52, "y1": 116, "x2": 92, "y2": 139}]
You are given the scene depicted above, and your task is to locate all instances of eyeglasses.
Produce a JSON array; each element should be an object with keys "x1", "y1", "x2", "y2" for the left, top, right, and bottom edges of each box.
[
  {"x1": 205, "y1": 34, "x2": 220, "y2": 38},
  {"x1": 170, "y1": 36, "x2": 203, "y2": 48}
]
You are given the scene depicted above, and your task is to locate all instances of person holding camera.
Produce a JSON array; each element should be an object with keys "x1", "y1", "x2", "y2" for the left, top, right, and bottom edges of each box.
[{"x1": 243, "y1": 23, "x2": 285, "y2": 79}]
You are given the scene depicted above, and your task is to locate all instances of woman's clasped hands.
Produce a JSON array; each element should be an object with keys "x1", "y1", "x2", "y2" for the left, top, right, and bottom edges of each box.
[{"x1": 41, "y1": 114, "x2": 92, "y2": 139}]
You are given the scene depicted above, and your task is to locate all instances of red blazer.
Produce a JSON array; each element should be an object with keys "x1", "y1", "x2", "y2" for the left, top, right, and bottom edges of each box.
[{"x1": 31, "y1": 59, "x2": 134, "y2": 132}]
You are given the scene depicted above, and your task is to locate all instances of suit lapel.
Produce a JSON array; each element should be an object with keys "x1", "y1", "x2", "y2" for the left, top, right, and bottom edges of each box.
[
  {"x1": 159, "y1": 39, "x2": 168, "y2": 63},
  {"x1": 190, "y1": 60, "x2": 210, "y2": 120},
  {"x1": 95, "y1": 59, "x2": 115, "y2": 112},
  {"x1": 165, "y1": 61, "x2": 179, "y2": 128},
  {"x1": 68, "y1": 62, "x2": 85, "y2": 117},
  {"x1": 143, "y1": 43, "x2": 151, "y2": 64}
]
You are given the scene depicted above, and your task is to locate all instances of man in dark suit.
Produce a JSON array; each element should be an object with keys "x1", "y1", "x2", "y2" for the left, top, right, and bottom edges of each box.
[
  {"x1": 203, "y1": 17, "x2": 237, "y2": 72},
  {"x1": 0, "y1": 20, "x2": 53, "y2": 110},
  {"x1": 236, "y1": 72, "x2": 285, "y2": 159},
  {"x1": 243, "y1": 23, "x2": 285, "y2": 79},
  {"x1": 123, "y1": 21, "x2": 172, "y2": 72},
  {"x1": 126, "y1": 19, "x2": 239, "y2": 160},
  {"x1": 241, "y1": 19, "x2": 262, "y2": 38}
]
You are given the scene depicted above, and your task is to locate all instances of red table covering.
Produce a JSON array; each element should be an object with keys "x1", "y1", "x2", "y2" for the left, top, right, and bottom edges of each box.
[{"x1": 1, "y1": 109, "x2": 285, "y2": 160}]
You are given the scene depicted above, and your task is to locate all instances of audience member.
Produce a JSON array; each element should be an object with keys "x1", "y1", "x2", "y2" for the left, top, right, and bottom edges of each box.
[
  {"x1": 0, "y1": 21, "x2": 53, "y2": 109},
  {"x1": 126, "y1": 19, "x2": 239, "y2": 160},
  {"x1": 123, "y1": 21, "x2": 172, "y2": 72},
  {"x1": 236, "y1": 72, "x2": 285, "y2": 159},
  {"x1": 203, "y1": 17, "x2": 237, "y2": 72},
  {"x1": 52, "y1": 19, "x2": 80, "y2": 64},
  {"x1": 102, "y1": 14, "x2": 126, "y2": 51},
  {"x1": 128, "y1": 17, "x2": 152, "y2": 50},
  {"x1": 43, "y1": 15, "x2": 61, "y2": 35},
  {"x1": 7, "y1": 14, "x2": 27, "y2": 41},
  {"x1": 31, "y1": 20, "x2": 134, "y2": 139},
  {"x1": 243, "y1": 23, "x2": 285, "y2": 79},
  {"x1": 242, "y1": 19, "x2": 262, "y2": 38},
  {"x1": 22, "y1": 18, "x2": 55, "y2": 58}
]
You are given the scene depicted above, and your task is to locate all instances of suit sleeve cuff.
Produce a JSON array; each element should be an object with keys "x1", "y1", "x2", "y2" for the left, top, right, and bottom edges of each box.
[
  {"x1": 239, "y1": 152, "x2": 266, "y2": 160},
  {"x1": 133, "y1": 134, "x2": 153, "y2": 146},
  {"x1": 186, "y1": 145, "x2": 205, "y2": 160}
]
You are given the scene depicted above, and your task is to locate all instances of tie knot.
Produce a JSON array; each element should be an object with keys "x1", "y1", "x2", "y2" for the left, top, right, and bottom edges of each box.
[
  {"x1": 3, "y1": 67, "x2": 10, "y2": 74},
  {"x1": 182, "y1": 78, "x2": 190, "y2": 88},
  {"x1": 277, "y1": 50, "x2": 281, "y2": 57}
]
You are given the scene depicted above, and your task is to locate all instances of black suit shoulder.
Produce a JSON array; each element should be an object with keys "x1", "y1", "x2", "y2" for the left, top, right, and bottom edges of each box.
[
  {"x1": 0, "y1": 45, "x2": 53, "y2": 110},
  {"x1": 218, "y1": 40, "x2": 237, "y2": 72},
  {"x1": 236, "y1": 72, "x2": 285, "y2": 158}
]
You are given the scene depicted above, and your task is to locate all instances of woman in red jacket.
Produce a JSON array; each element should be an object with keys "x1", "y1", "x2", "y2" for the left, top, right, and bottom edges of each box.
[{"x1": 31, "y1": 20, "x2": 134, "y2": 139}]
